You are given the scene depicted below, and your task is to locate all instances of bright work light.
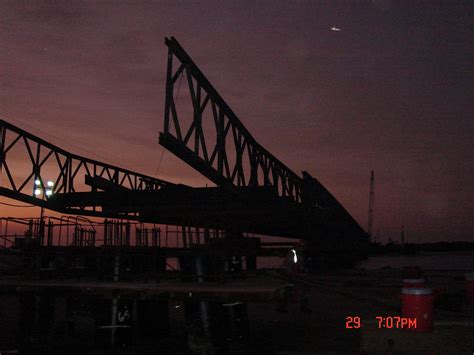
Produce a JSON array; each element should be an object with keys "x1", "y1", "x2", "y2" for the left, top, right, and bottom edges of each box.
[{"x1": 291, "y1": 249, "x2": 298, "y2": 263}]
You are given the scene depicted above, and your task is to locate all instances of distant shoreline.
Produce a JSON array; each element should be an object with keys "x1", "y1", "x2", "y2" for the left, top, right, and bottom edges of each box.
[{"x1": 369, "y1": 241, "x2": 474, "y2": 255}]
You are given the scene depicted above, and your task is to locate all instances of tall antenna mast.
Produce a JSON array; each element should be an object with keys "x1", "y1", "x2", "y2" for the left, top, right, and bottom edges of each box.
[{"x1": 368, "y1": 170, "x2": 375, "y2": 242}]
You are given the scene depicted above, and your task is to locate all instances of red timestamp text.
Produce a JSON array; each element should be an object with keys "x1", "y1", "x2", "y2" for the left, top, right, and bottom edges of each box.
[
  {"x1": 345, "y1": 316, "x2": 361, "y2": 329},
  {"x1": 376, "y1": 316, "x2": 417, "y2": 329},
  {"x1": 345, "y1": 316, "x2": 417, "y2": 329}
]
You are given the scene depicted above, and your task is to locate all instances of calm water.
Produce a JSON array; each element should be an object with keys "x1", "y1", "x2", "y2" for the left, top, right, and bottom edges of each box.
[
  {"x1": 31, "y1": 252, "x2": 473, "y2": 272},
  {"x1": 357, "y1": 251, "x2": 474, "y2": 271},
  {"x1": 1, "y1": 251, "x2": 473, "y2": 352},
  {"x1": 255, "y1": 251, "x2": 474, "y2": 271}
]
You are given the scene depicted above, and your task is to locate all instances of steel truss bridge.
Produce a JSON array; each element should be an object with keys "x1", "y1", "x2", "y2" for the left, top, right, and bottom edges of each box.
[{"x1": 0, "y1": 37, "x2": 367, "y2": 258}]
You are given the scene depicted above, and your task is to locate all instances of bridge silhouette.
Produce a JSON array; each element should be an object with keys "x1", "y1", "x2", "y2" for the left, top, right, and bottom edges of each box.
[{"x1": 0, "y1": 37, "x2": 367, "y2": 263}]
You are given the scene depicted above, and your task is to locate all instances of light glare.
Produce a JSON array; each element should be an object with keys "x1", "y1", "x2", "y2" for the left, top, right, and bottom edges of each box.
[{"x1": 291, "y1": 249, "x2": 298, "y2": 263}]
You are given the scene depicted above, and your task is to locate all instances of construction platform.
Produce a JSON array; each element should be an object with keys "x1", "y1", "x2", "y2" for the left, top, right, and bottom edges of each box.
[{"x1": 0, "y1": 276, "x2": 289, "y2": 302}]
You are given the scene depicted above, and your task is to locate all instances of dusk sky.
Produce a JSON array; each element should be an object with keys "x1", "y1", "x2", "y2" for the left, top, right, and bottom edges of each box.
[{"x1": 0, "y1": 0, "x2": 472, "y2": 243}]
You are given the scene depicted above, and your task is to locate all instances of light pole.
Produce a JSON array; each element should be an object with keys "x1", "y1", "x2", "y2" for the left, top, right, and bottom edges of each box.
[{"x1": 34, "y1": 179, "x2": 54, "y2": 220}]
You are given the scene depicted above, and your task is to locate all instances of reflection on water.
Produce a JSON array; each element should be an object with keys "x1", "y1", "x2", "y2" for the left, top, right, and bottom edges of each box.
[{"x1": 0, "y1": 252, "x2": 472, "y2": 353}]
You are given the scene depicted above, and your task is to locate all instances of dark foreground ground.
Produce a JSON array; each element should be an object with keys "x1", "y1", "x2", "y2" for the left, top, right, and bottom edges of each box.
[{"x1": 0, "y1": 267, "x2": 473, "y2": 354}]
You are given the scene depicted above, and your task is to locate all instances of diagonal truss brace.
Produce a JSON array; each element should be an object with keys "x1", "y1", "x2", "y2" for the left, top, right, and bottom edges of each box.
[
  {"x1": 159, "y1": 37, "x2": 365, "y2": 236},
  {"x1": 0, "y1": 119, "x2": 175, "y2": 211},
  {"x1": 161, "y1": 36, "x2": 303, "y2": 202}
]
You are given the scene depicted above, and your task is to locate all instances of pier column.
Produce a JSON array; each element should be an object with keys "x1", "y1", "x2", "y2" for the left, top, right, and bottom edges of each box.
[
  {"x1": 94, "y1": 297, "x2": 133, "y2": 348},
  {"x1": 196, "y1": 256, "x2": 210, "y2": 337},
  {"x1": 155, "y1": 253, "x2": 167, "y2": 282},
  {"x1": 113, "y1": 254, "x2": 120, "y2": 281}
]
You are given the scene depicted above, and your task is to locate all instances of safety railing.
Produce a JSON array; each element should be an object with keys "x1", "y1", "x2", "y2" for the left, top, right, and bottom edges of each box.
[{"x1": 0, "y1": 216, "x2": 225, "y2": 249}]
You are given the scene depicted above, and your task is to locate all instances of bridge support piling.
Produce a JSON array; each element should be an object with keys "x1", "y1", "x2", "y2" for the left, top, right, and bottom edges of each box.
[
  {"x1": 94, "y1": 297, "x2": 133, "y2": 348},
  {"x1": 196, "y1": 256, "x2": 210, "y2": 338}
]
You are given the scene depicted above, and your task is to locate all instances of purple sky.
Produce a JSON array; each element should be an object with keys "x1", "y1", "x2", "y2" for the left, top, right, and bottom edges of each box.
[{"x1": 0, "y1": 0, "x2": 472, "y2": 242}]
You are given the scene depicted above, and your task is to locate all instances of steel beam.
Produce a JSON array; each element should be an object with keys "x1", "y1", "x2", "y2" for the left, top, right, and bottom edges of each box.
[
  {"x1": 160, "y1": 37, "x2": 365, "y2": 238},
  {"x1": 0, "y1": 119, "x2": 177, "y2": 217}
]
